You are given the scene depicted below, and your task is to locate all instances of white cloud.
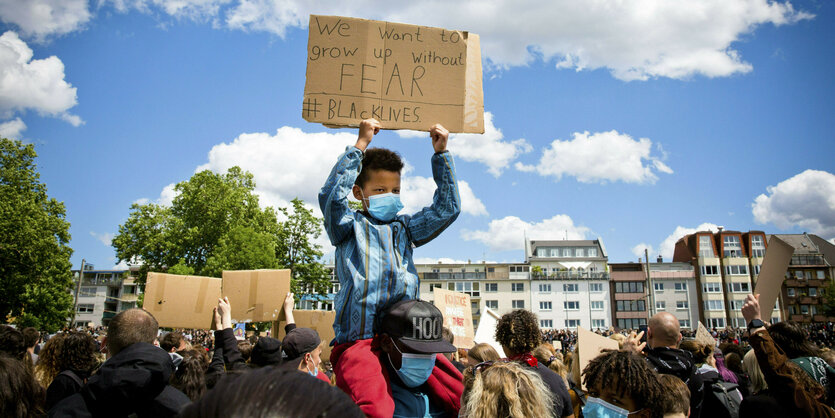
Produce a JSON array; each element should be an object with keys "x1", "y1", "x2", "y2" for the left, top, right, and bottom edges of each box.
[
  {"x1": 133, "y1": 182, "x2": 177, "y2": 206},
  {"x1": 0, "y1": 117, "x2": 25, "y2": 139},
  {"x1": 111, "y1": 259, "x2": 131, "y2": 270},
  {"x1": 397, "y1": 112, "x2": 530, "y2": 177},
  {"x1": 401, "y1": 176, "x2": 487, "y2": 217},
  {"x1": 0, "y1": 31, "x2": 82, "y2": 125},
  {"x1": 90, "y1": 231, "x2": 114, "y2": 246},
  {"x1": 658, "y1": 223, "x2": 720, "y2": 260},
  {"x1": 516, "y1": 130, "x2": 672, "y2": 184},
  {"x1": 221, "y1": 0, "x2": 811, "y2": 81},
  {"x1": 752, "y1": 170, "x2": 835, "y2": 238},
  {"x1": 0, "y1": 0, "x2": 91, "y2": 42},
  {"x1": 631, "y1": 243, "x2": 655, "y2": 260},
  {"x1": 462, "y1": 214, "x2": 589, "y2": 252},
  {"x1": 413, "y1": 257, "x2": 473, "y2": 265}
]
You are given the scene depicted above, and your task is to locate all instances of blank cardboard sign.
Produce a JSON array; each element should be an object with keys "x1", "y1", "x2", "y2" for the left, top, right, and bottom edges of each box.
[
  {"x1": 222, "y1": 270, "x2": 291, "y2": 324},
  {"x1": 754, "y1": 236, "x2": 794, "y2": 319},
  {"x1": 275, "y1": 310, "x2": 337, "y2": 362},
  {"x1": 577, "y1": 327, "x2": 619, "y2": 390},
  {"x1": 303, "y1": 15, "x2": 484, "y2": 133},
  {"x1": 473, "y1": 307, "x2": 506, "y2": 358},
  {"x1": 145, "y1": 273, "x2": 222, "y2": 329}
]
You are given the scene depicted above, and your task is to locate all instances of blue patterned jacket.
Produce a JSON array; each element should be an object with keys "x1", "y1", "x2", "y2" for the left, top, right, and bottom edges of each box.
[{"x1": 319, "y1": 147, "x2": 461, "y2": 345}]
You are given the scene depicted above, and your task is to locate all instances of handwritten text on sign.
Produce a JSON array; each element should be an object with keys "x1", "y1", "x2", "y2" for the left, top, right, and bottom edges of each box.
[
  {"x1": 433, "y1": 288, "x2": 474, "y2": 349},
  {"x1": 302, "y1": 15, "x2": 484, "y2": 133}
]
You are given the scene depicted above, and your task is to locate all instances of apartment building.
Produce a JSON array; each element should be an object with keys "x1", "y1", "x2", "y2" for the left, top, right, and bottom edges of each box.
[
  {"x1": 70, "y1": 266, "x2": 141, "y2": 327},
  {"x1": 775, "y1": 233, "x2": 835, "y2": 323},
  {"x1": 648, "y1": 261, "x2": 699, "y2": 330},
  {"x1": 609, "y1": 263, "x2": 648, "y2": 330}
]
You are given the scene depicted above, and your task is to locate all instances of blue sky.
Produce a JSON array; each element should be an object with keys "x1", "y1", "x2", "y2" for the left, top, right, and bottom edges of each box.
[{"x1": 1, "y1": 0, "x2": 833, "y2": 271}]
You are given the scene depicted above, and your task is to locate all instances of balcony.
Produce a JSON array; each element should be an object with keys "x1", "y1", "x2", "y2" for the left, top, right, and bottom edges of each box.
[
  {"x1": 790, "y1": 314, "x2": 809, "y2": 322},
  {"x1": 798, "y1": 296, "x2": 819, "y2": 304},
  {"x1": 808, "y1": 279, "x2": 827, "y2": 287},
  {"x1": 420, "y1": 272, "x2": 486, "y2": 281},
  {"x1": 785, "y1": 279, "x2": 808, "y2": 287},
  {"x1": 532, "y1": 272, "x2": 610, "y2": 280}
]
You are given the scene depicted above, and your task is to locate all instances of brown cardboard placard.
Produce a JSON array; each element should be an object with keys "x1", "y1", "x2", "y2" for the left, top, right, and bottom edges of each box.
[
  {"x1": 754, "y1": 236, "x2": 794, "y2": 319},
  {"x1": 302, "y1": 15, "x2": 484, "y2": 133},
  {"x1": 145, "y1": 272, "x2": 222, "y2": 329},
  {"x1": 695, "y1": 322, "x2": 716, "y2": 348},
  {"x1": 432, "y1": 288, "x2": 474, "y2": 349},
  {"x1": 577, "y1": 327, "x2": 619, "y2": 390},
  {"x1": 552, "y1": 341, "x2": 562, "y2": 351},
  {"x1": 222, "y1": 270, "x2": 291, "y2": 323},
  {"x1": 275, "y1": 310, "x2": 337, "y2": 362}
]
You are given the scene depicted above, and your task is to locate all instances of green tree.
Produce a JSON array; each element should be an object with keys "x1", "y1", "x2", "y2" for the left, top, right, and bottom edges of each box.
[
  {"x1": 0, "y1": 138, "x2": 74, "y2": 332},
  {"x1": 822, "y1": 280, "x2": 835, "y2": 317},
  {"x1": 203, "y1": 225, "x2": 279, "y2": 277},
  {"x1": 276, "y1": 198, "x2": 331, "y2": 298}
]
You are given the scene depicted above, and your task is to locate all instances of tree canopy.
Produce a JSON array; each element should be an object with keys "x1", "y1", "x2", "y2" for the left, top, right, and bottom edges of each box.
[{"x1": 0, "y1": 138, "x2": 74, "y2": 332}]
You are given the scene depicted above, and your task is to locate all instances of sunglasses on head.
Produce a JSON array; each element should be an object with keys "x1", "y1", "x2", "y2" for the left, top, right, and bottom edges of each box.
[{"x1": 471, "y1": 360, "x2": 511, "y2": 376}]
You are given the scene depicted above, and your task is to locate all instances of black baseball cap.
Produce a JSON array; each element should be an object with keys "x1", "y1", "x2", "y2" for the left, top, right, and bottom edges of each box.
[
  {"x1": 282, "y1": 328, "x2": 321, "y2": 360},
  {"x1": 379, "y1": 300, "x2": 456, "y2": 354}
]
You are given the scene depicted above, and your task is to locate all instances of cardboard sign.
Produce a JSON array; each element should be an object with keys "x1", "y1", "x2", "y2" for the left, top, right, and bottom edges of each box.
[
  {"x1": 576, "y1": 327, "x2": 619, "y2": 390},
  {"x1": 473, "y1": 307, "x2": 506, "y2": 358},
  {"x1": 754, "y1": 236, "x2": 793, "y2": 318},
  {"x1": 552, "y1": 341, "x2": 562, "y2": 351},
  {"x1": 432, "y1": 288, "x2": 474, "y2": 349},
  {"x1": 146, "y1": 273, "x2": 222, "y2": 329},
  {"x1": 222, "y1": 270, "x2": 292, "y2": 323},
  {"x1": 303, "y1": 15, "x2": 484, "y2": 133},
  {"x1": 275, "y1": 310, "x2": 337, "y2": 362},
  {"x1": 695, "y1": 322, "x2": 716, "y2": 348}
]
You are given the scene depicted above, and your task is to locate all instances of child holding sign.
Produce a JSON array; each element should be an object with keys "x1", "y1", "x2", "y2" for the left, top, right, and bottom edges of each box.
[{"x1": 319, "y1": 118, "x2": 462, "y2": 417}]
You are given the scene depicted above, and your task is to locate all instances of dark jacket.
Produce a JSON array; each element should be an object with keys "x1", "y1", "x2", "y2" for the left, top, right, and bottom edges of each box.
[
  {"x1": 740, "y1": 389, "x2": 792, "y2": 418},
  {"x1": 646, "y1": 346, "x2": 704, "y2": 418},
  {"x1": 45, "y1": 370, "x2": 88, "y2": 410},
  {"x1": 48, "y1": 343, "x2": 190, "y2": 417}
]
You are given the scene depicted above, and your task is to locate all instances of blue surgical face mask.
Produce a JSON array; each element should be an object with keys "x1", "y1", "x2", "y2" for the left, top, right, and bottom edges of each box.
[
  {"x1": 582, "y1": 397, "x2": 641, "y2": 418},
  {"x1": 388, "y1": 339, "x2": 436, "y2": 388},
  {"x1": 305, "y1": 353, "x2": 319, "y2": 377},
  {"x1": 363, "y1": 191, "x2": 403, "y2": 222}
]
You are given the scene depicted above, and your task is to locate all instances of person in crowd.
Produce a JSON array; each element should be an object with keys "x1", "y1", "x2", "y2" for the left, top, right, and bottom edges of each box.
[
  {"x1": 465, "y1": 343, "x2": 500, "y2": 367},
  {"x1": 656, "y1": 374, "x2": 689, "y2": 418},
  {"x1": 724, "y1": 352, "x2": 750, "y2": 396},
  {"x1": 43, "y1": 332, "x2": 99, "y2": 410},
  {"x1": 178, "y1": 366, "x2": 363, "y2": 418},
  {"x1": 768, "y1": 320, "x2": 835, "y2": 405},
  {"x1": 281, "y1": 327, "x2": 330, "y2": 383},
  {"x1": 237, "y1": 340, "x2": 252, "y2": 362},
  {"x1": 441, "y1": 327, "x2": 466, "y2": 372},
  {"x1": 0, "y1": 353, "x2": 45, "y2": 417},
  {"x1": 821, "y1": 348, "x2": 835, "y2": 369},
  {"x1": 160, "y1": 331, "x2": 188, "y2": 353},
  {"x1": 533, "y1": 343, "x2": 570, "y2": 389},
  {"x1": 582, "y1": 349, "x2": 663, "y2": 418},
  {"x1": 0, "y1": 325, "x2": 32, "y2": 370},
  {"x1": 679, "y1": 338, "x2": 743, "y2": 418},
  {"x1": 457, "y1": 348, "x2": 469, "y2": 367},
  {"x1": 566, "y1": 348, "x2": 586, "y2": 417},
  {"x1": 320, "y1": 118, "x2": 461, "y2": 418},
  {"x1": 714, "y1": 349, "x2": 739, "y2": 384},
  {"x1": 738, "y1": 347, "x2": 792, "y2": 417},
  {"x1": 35, "y1": 333, "x2": 67, "y2": 388},
  {"x1": 741, "y1": 293, "x2": 835, "y2": 417},
  {"x1": 49, "y1": 308, "x2": 190, "y2": 417},
  {"x1": 627, "y1": 312, "x2": 704, "y2": 418},
  {"x1": 23, "y1": 328, "x2": 40, "y2": 365},
  {"x1": 170, "y1": 349, "x2": 209, "y2": 401},
  {"x1": 461, "y1": 360, "x2": 555, "y2": 418},
  {"x1": 495, "y1": 309, "x2": 573, "y2": 417}
]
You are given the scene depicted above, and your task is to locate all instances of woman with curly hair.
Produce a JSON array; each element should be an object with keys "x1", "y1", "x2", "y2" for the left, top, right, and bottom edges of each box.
[
  {"x1": 461, "y1": 361, "x2": 555, "y2": 418},
  {"x1": 495, "y1": 309, "x2": 572, "y2": 417},
  {"x1": 36, "y1": 332, "x2": 99, "y2": 410},
  {"x1": 582, "y1": 349, "x2": 663, "y2": 418}
]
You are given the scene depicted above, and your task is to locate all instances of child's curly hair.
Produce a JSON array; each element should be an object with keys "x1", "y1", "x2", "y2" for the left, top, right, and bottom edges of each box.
[
  {"x1": 495, "y1": 310, "x2": 541, "y2": 355},
  {"x1": 356, "y1": 148, "x2": 404, "y2": 188}
]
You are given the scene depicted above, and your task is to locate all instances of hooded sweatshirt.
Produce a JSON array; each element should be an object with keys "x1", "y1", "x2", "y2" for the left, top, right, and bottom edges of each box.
[
  {"x1": 646, "y1": 346, "x2": 704, "y2": 418},
  {"x1": 48, "y1": 342, "x2": 190, "y2": 417}
]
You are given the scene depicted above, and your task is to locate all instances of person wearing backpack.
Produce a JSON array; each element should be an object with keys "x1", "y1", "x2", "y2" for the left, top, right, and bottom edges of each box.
[{"x1": 680, "y1": 339, "x2": 742, "y2": 418}]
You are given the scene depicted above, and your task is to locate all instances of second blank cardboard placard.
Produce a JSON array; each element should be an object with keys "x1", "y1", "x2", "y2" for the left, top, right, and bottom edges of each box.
[
  {"x1": 145, "y1": 272, "x2": 222, "y2": 329},
  {"x1": 754, "y1": 236, "x2": 793, "y2": 318},
  {"x1": 222, "y1": 269, "x2": 291, "y2": 323},
  {"x1": 577, "y1": 326, "x2": 619, "y2": 390}
]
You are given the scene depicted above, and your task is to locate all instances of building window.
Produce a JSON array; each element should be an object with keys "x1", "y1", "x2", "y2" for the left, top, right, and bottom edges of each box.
[
  {"x1": 676, "y1": 301, "x2": 688, "y2": 310},
  {"x1": 751, "y1": 235, "x2": 766, "y2": 257},
  {"x1": 591, "y1": 301, "x2": 604, "y2": 311},
  {"x1": 617, "y1": 318, "x2": 647, "y2": 330},
  {"x1": 812, "y1": 305, "x2": 818, "y2": 315},
  {"x1": 789, "y1": 305, "x2": 797, "y2": 315},
  {"x1": 753, "y1": 265, "x2": 761, "y2": 275},
  {"x1": 576, "y1": 248, "x2": 585, "y2": 257},
  {"x1": 728, "y1": 282, "x2": 751, "y2": 293},
  {"x1": 485, "y1": 283, "x2": 498, "y2": 293},
  {"x1": 674, "y1": 282, "x2": 687, "y2": 292},
  {"x1": 512, "y1": 283, "x2": 524, "y2": 293},
  {"x1": 725, "y1": 265, "x2": 749, "y2": 275},
  {"x1": 540, "y1": 320, "x2": 553, "y2": 328},
  {"x1": 801, "y1": 305, "x2": 810, "y2": 315},
  {"x1": 616, "y1": 300, "x2": 646, "y2": 312},
  {"x1": 487, "y1": 267, "x2": 495, "y2": 273},
  {"x1": 512, "y1": 300, "x2": 525, "y2": 309},
  {"x1": 77, "y1": 304, "x2": 94, "y2": 313},
  {"x1": 564, "y1": 301, "x2": 580, "y2": 311},
  {"x1": 704, "y1": 300, "x2": 724, "y2": 311},
  {"x1": 703, "y1": 283, "x2": 722, "y2": 293},
  {"x1": 654, "y1": 283, "x2": 664, "y2": 292},
  {"x1": 539, "y1": 284, "x2": 552, "y2": 293},
  {"x1": 730, "y1": 300, "x2": 744, "y2": 310},
  {"x1": 592, "y1": 319, "x2": 606, "y2": 328},
  {"x1": 485, "y1": 300, "x2": 498, "y2": 310},
  {"x1": 700, "y1": 265, "x2": 719, "y2": 275},
  {"x1": 80, "y1": 286, "x2": 97, "y2": 297},
  {"x1": 699, "y1": 236, "x2": 715, "y2": 258},
  {"x1": 454, "y1": 282, "x2": 480, "y2": 297},
  {"x1": 429, "y1": 283, "x2": 442, "y2": 292},
  {"x1": 679, "y1": 320, "x2": 691, "y2": 329},
  {"x1": 708, "y1": 318, "x2": 726, "y2": 328},
  {"x1": 539, "y1": 301, "x2": 553, "y2": 311},
  {"x1": 723, "y1": 235, "x2": 742, "y2": 258},
  {"x1": 563, "y1": 283, "x2": 579, "y2": 293},
  {"x1": 817, "y1": 271, "x2": 826, "y2": 280},
  {"x1": 588, "y1": 248, "x2": 598, "y2": 257},
  {"x1": 565, "y1": 319, "x2": 581, "y2": 328},
  {"x1": 810, "y1": 288, "x2": 818, "y2": 297},
  {"x1": 589, "y1": 283, "x2": 603, "y2": 292},
  {"x1": 787, "y1": 288, "x2": 796, "y2": 297},
  {"x1": 656, "y1": 301, "x2": 666, "y2": 311},
  {"x1": 614, "y1": 282, "x2": 644, "y2": 293}
]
